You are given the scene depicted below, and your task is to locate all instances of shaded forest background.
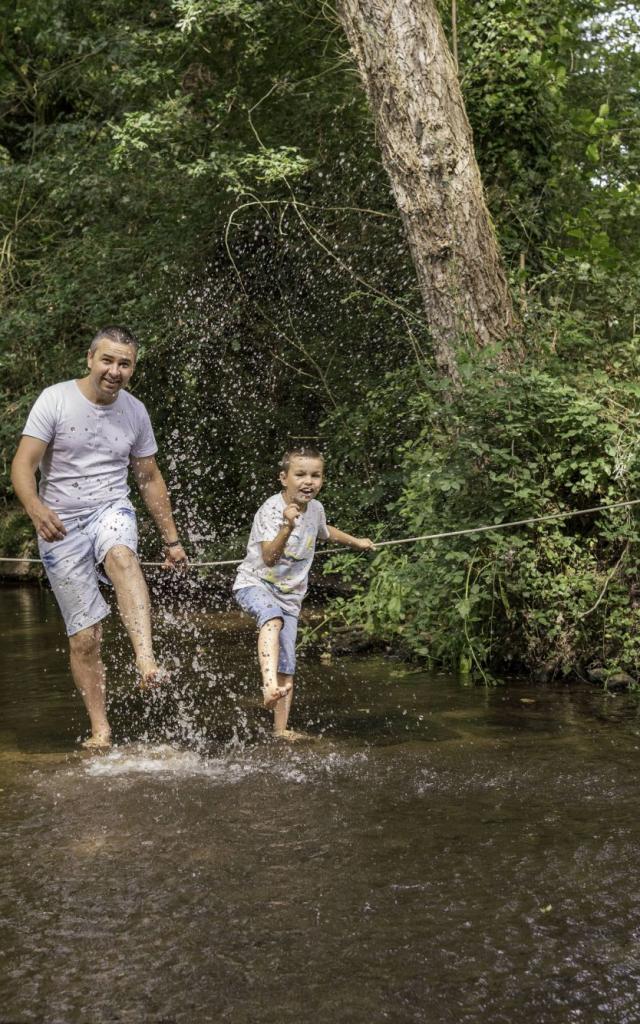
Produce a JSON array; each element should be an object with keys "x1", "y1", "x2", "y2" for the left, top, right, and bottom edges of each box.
[{"x1": 1, "y1": 0, "x2": 640, "y2": 680}]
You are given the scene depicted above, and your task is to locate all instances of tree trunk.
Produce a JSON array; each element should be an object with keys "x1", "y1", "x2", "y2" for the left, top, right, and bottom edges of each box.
[{"x1": 336, "y1": 0, "x2": 518, "y2": 380}]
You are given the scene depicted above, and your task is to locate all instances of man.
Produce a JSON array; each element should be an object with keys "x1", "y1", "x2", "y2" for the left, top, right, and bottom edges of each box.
[{"x1": 11, "y1": 325, "x2": 187, "y2": 749}]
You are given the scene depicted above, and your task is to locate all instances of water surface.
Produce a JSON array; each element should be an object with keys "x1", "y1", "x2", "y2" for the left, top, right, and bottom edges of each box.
[{"x1": 2, "y1": 584, "x2": 640, "y2": 1023}]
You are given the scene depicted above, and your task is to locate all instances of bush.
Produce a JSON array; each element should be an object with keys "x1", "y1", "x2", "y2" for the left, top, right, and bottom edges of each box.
[{"x1": 322, "y1": 357, "x2": 640, "y2": 680}]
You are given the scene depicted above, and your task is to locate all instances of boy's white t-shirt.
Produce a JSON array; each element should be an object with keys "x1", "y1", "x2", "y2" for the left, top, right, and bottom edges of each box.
[
  {"x1": 233, "y1": 492, "x2": 330, "y2": 615},
  {"x1": 22, "y1": 380, "x2": 158, "y2": 519}
]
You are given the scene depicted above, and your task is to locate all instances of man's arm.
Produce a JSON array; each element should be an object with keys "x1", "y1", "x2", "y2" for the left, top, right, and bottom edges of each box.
[
  {"x1": 130, "y1": 455, "x2": 187, "y2": 565},
  {"x1": 11, "y1": 436, "x2": 67, "y2": 541},
  {"x1": 326, "y1": 525, "x2": 376, "y2": 551}
]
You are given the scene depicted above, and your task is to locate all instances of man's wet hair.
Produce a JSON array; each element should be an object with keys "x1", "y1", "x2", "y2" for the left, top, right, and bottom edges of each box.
[
  {"x1": 89, "y1": 325, "x2": 139, "y2": 355},
  {"x1": 279, "y1": 446, "x2": 324, "y2": 474}
]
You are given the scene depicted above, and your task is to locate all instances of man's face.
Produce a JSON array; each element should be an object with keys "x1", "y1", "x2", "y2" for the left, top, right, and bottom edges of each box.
[
  {"x1": 279, "y1": 456, "x2": 324, "y2": 507},
  {"x1": 86, "y1": 339, "x2": 136, "y2": 403}
]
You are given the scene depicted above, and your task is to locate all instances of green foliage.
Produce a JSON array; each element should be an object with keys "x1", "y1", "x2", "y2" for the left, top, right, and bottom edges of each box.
[
  {"x1": 1, "y1": 0, "x2": 640, "y2": 681},
  {"x1": 458, "y1": 0, "x2": 640, "y2": 341},
  {"x1": 0, "y1": 508, "x2": 36, "y2": 560},
  {"x1": 0, "y1": 0, "x2": 417, "y2": 534},
  {"x1": 322, "y1": 337, "x2": 640, "y2": 678}
]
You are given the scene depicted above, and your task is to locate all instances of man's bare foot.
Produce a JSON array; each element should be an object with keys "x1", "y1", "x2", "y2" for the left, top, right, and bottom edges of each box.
[
  {"x1": 273, "y1": 728, "x2": 311, "y2": 742},
  {"x1": 81, "y1": 732, "x2": 112, "y2": 750},
  {"x1": 263, "y1": 680, "x2": 293, "y2": 709}
]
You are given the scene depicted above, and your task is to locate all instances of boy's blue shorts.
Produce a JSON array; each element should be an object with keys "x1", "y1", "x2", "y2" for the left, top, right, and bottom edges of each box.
[{"x1": 233, "y1": 586, "x2": 299, "y2": 675}]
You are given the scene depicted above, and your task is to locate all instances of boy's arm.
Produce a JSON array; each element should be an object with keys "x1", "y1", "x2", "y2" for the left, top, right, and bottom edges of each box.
[
  {"x1": 326, "y1": 525, "x2": 376, "y2": 551},
  {"x1": 130, "y1": 455, "x2": 187, "y2": 566},
  {"x1": 261, "y1": 503, "x2": 300, "y2": 566}
]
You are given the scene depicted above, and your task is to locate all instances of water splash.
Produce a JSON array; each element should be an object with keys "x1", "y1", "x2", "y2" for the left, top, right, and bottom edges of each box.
[{"x1": 82, "y1": 741, "x2": 371, "y2": 786}]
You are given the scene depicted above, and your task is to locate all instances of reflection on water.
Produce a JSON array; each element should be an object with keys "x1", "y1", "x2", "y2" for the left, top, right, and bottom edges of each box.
[{"x1": 3, "y1": 584, "x2": 640, "y2": 1023}]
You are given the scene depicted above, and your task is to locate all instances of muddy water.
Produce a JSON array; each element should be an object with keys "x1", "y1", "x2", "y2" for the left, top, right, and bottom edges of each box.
[{"x1": 3, "y1": 584, "x2": 640, "y2": 1023}]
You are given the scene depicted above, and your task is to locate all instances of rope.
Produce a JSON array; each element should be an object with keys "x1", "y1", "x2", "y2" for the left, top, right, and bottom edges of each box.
[
  {"x1": 371, "y1": 497, "x2": 640, "y2": 548},
  {"x1": 1, "y1": 497, "x2": 640, "y2": 569}
]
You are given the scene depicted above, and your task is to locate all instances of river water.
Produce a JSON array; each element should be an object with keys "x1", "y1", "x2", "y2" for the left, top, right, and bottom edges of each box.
[{"x1": 2, "y1": 583, "x2": 640, "y2": 1023}]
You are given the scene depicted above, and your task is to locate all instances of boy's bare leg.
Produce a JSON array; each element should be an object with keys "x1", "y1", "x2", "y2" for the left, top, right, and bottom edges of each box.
[
  {"x1": 273, "y1": 675, "x2": 294, "y2": 733},
  {"x1": 257, "y1": 619, "x2": 293, "y2": 707},
  {"x1": 103, "y1": 545, "x2": 159, "y2": 687},
  {"x1": 68, "y1": 623, "x2": 111, "y2": 747},
  {"x1": 273, "y1": 676, "x2": 309, "y2": 740}
]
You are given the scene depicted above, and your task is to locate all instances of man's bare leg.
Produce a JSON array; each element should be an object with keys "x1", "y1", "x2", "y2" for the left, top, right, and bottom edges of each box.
[
  {"x1": 257, "y1": 619, "x2": 292, "y2": 708},
  {"x1": 68, "y1": 623, "x2": 111, "y2": 747},
  {"x1": 103, "y1": 545, "x2": 159, "y2": 687}
]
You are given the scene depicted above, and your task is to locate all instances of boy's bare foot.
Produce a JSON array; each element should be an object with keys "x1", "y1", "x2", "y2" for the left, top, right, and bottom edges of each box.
[
  {"x1": 263, "y1": 680, "x2": 293, "y2": 709},
  {"x1": 273, "y1": 728, "x2": 311, "y2": 742},
  {"x1": 81, "y1": 732, "x2": 112, "y2": 750}
]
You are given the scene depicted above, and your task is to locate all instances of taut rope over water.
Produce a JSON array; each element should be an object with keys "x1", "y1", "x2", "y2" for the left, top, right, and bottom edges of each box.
[{"x1": 2, "y1": 497, "x2": 640, "y2": 569}]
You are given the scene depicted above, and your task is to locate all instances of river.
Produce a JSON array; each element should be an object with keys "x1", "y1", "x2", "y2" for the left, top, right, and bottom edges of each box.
[{"x1": 2, "y1": 584, "x2": 640, "y2": 1023}]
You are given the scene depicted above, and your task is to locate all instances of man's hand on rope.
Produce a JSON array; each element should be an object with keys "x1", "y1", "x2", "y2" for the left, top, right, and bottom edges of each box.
[{"x1": 162, "y1": 542, "x2": 188, "y2": 571}]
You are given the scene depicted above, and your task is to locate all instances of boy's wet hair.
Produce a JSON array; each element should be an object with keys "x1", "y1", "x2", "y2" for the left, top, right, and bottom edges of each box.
[
  {"x1": 279, "y1": 446, "x2": 324, "y2": 474},
  {"x1": 90, "y1": 325, "x2": 139, "y2": 355}
]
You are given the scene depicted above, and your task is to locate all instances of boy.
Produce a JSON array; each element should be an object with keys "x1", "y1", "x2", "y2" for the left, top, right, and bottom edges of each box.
[{"x1": 233, "y1": 447, "x2": 375, "y2": 740}]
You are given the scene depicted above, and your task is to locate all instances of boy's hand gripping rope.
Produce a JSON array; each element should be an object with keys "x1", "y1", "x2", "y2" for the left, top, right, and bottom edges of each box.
[{"x1": 2, "y1": 497, "x2": 640, "y2": 569}]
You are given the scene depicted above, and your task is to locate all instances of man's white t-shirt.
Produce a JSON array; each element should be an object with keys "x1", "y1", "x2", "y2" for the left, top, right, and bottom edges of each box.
[
  {"x1": 233, "y1": 493, "x2": 330, "y2": 615},
  {"x1": 22, "y1": 380, "x2": 158, "y2": 519}
]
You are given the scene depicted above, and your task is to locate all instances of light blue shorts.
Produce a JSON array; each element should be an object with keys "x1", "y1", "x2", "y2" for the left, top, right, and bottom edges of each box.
[
  {"x1": 233, "y1": 586, "x2": 298, "y2": 675},
  {"x1": 38, "y1": 498, "x2": 138, "y2": 637}
]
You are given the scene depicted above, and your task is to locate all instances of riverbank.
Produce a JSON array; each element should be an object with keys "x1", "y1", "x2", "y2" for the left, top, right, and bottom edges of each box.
[{"x1": 3, "y1": 571, "x2": 640, "y2": 698}]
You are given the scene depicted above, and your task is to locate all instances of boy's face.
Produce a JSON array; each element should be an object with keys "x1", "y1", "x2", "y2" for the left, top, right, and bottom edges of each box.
[{"x1": 279, "y1": 456, "x2": 324, "y2": 507}]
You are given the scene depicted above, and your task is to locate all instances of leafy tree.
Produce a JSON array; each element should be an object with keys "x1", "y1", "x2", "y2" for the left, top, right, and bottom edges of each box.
[
  {"x1": 2, "y1": 0, "x2": 640, "y2": 680},
  {"x1": 337, "y1": 0, "x2": 517, "y2": 380}
]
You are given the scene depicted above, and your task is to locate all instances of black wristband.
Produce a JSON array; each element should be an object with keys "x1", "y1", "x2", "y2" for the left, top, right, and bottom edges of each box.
[{"x1": 164, "y1": 539, "x2": 181, "y2": 549}]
